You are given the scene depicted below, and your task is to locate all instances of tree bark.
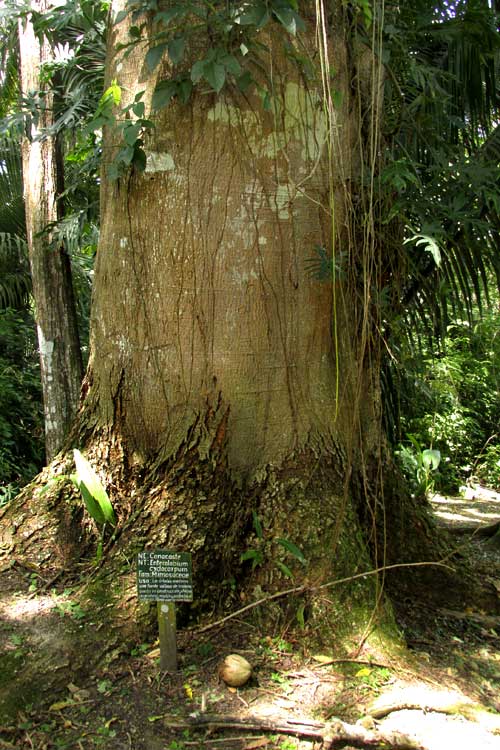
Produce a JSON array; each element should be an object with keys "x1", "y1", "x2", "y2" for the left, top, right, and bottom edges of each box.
[
  {"x1": 72, "y1": 1, "x2": 391, "y2": 603},
  {"x1": 18, "y1": 1, "x2": 84, "y2": 462},
  {"x1": 0, "y1": 2, "x2": 445, "y2": 636}
]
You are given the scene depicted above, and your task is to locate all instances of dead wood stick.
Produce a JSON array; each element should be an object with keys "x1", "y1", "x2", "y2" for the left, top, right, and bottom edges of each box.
[
  {"x1": 314, "y1": 658, "x2": 391, "y2": 669},
  {"x1": 194, "y1": 560, "x2": 454, "y2": 634},
  {"x1": 162, "y1": 713, "x2": 425, "y2": 749}
]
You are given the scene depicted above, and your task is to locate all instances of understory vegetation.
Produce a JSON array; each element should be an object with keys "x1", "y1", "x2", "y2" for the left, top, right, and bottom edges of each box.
[{"x1": 393, "y1": 295, "x2": 500, "y2": 494}]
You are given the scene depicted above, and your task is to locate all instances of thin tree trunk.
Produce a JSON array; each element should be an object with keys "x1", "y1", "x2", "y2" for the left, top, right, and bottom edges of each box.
[{"x1": 18, "y1": 2, "x2": 84, "y2": 461}]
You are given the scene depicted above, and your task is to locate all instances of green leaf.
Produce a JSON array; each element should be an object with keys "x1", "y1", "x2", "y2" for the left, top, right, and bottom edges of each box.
[
  {"x1": 240, "y1": 549, "x2": 264, "y2": 569},
  {"x1": 129, "y1": 25, "x2": 142, "y2": 39},
  {"x1": 236, "y1": 71, "x2": 253, "y2": 93},
  {"x1": 204, "y1": 61, "x2": 226, "y2": 93},
  {"x1": 77, "y1": 479, "x2": 106, "y2": 525},
  {"x1": 272, "y1": 7, "x2": 297, "y2": 35},
  {"x1": 221, "y1": 54, "x2": 242, "y2": 77},
  {"x1": 190, "y1": 60, "x2": 205, "y2": 84},
  {"x1": 422, "y1": 449, "x2": 441, "y2": 471},
  {"x1": 252, "y1": 511, "x2": 264, "y2": 540},
  {"x1": 155, "y1": 7, "x2": 185, "y2": 25},
  {"x1": 73, "y1": 449, "x2": 116, "y2": 526},
  {"x1": 132, "y1": 101, "x2": 145, "y2": 118},
  {"x1": 114, "y1": 9, "x2": 128, "y2": 24},
  {"x1": 275, "y1": 561, "x2": 294, "y2": 579},
  {"x1": 168, "y1": 36, "x2": 186, "y2": 65},
  {"x1": 404, "y1": 234, "x2": 442, "y2": 268},
  {"x1": 100, "y1": 80, "x2": 121, "y2": 108},
  {"x1": 276, "y1": 538, "x2": 306, "y2": 564},
  {"x1": 145, "y1": 43, "x2": 167, "y2": 72},
  {"x1": 261, "y1": 89, "x2": 272, "y2": 111},
  {"x1": 152, "y1": 80, "x2": 177, "y2": 110},
  {"x1": 237, "y1": 4, "x2": 270, "y2": 28},
  {"x1": 178, "y1": 79, "x2": 193, "y2": 104},
  {"x1": 123, "y1": 122, "x2": 142, "y2": 146}
]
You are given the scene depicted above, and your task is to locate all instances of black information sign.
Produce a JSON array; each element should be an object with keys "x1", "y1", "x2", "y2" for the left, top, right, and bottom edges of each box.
[{"x1": 137, "y1": 550, "x2": 193, "y2": 602}]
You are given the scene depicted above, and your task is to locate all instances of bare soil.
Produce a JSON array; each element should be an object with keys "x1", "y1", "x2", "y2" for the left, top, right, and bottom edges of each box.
[{"x1": 1, "y1": 487, "x2": 500, "y2": 750}]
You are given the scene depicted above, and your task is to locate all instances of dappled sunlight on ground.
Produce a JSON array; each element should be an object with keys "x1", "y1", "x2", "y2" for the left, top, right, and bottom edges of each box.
[
  {"x1": 431, "y1": 486, "x2": 500, "y2": 528},
  {"x1": 0, "y1": 593, "x2": 55, "y2": 621}
]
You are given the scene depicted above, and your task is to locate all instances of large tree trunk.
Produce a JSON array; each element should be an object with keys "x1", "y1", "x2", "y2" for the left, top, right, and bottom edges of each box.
[
  {"x1": 76, "y1": 2, "x2": 385, "y2": 604},
  {"x1": 19, "y1": 2, "x2": 83, "y2": 461},
  {"x1": 1, "y1": 2, "x2": 443, "y2": 639}
]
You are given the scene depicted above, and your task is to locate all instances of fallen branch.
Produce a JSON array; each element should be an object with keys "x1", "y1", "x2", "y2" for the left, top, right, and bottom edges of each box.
[
  {"x1": 194, "y1": 560, "x2": 455, "y2": 634},
  {"x1": 161, "y1": 712, "x2": 425, "y2": 749}
]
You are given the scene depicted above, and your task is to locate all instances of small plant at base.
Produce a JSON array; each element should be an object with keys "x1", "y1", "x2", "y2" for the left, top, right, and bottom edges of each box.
[
  {"x1": 53, "y1": 599, "x2": 85, "y2": 621},
  {"x1": 240, "y1": 511, "x2": 307, "y2": 579},
  {"x1": 396, "y1": 435, "x2": 441, "y2": 497},
  {"x1": 355, "y1": 666, "x2": 391, "y2": 691},
  {"x1": 72, "y1": 449, "x2": 116, "y2": 561}
]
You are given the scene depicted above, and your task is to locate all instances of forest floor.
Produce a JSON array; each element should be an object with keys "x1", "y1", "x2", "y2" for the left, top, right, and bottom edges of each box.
[{"x1": 1, "y1": 486, "x2": 500, "y2": 750}]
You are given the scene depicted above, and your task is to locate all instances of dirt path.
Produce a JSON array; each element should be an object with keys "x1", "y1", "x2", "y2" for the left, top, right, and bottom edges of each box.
[{"x1": 1, "y1": 488, "x2": 500, "y2": 749}]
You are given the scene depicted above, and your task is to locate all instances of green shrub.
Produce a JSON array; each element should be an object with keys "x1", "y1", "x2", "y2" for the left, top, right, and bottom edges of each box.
[
  {"x1": 393, "y1": 304, "x2": 500, "y2": 493},
  {"x1": 0, "y1": 308, "x2": 43, "y2": 499}
]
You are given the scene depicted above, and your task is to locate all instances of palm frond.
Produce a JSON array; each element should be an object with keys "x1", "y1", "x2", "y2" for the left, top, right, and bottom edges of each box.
[{"x1": 0, "y1": 233, "x2": 30, "y2": 310}]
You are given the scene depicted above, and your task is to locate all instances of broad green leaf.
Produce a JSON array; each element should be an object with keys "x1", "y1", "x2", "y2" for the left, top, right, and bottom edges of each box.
[
  {"x1": 114, "y1": 9, "x2": 128, "y2": 24},
  {"x1": 77, "y1": 479, "x2": 106, "y2": 525},
  {"x1": 129, "y1": 25, "x2": 142, "y2": 39},
  {"x1": 252, "y1": 510, "x2": 263, "y2": 539},
  {"x1": 168, "y1": 36, "x2": 185, "y2": 65},
  {"x1": 145, "y1": 43, "x2": 167, "y2": 72},
  {"x1": 276, "y1": 538, "x2": 306, "y2": 564},
  {"x1": 117, "y1": 144, "x2": 135, "y2": 165},
  {"x1": 190, "y1": 60, "x2": 205, "y2": 84},
  {"x1": 100, "y1": 80, "x2": 121, "y2": 108},
  {"x1": 73, "y1": 449, "x2": 116, "y2": 526},
  {"x1": 422, "y1": 449, "x2": 441, "y2": 471},
  {"x1": 155, "y1": 7, "x2": 185, "y2": 25},
  {"x1": 152, "y1": 80, "x2": 177, "y2": 110},
  {"x1": 49, "y1": 700, "x2": 76, "y2": 712},
  {"x1": 273, "y1": 7, "x2": 297, "y2": 35},
  {"x1": 416, "y1": 236, "x2": 442, "y2": 267},
  {"x1": 178, "y1": 79, "x2": 193, "y2": 104},
  {"x1": 237, "y1": 4, "x2": 270, "y2": 28},
  {"x1": 204, "y1": 61, "x2": 226, "y2": 93},
  {"x1": 221, "y1": 54, "x2": 242, "y2": 77},
  {"x1": 132, "y1": 101, "x2": 145, "y2": 118},
  {"x1": 236, "y1": 71, "x2": 253, "y2": 92},
  {"x1": 123, "y1": 122, "x2": 141, "y2": 146},
  {"x1": 332, "y1": 90, "x2": 343, "y2": 109}
]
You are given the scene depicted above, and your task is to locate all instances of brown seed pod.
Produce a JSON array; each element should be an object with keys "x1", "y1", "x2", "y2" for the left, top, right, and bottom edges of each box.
[{"x1": 218, "y1": 654, "x2": 252, "y2": 687}]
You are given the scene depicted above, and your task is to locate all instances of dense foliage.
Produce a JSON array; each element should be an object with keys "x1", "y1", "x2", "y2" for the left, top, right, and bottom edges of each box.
[
  {"x1": 0, "y1": 309, "x2": 43, "y2": 503},
  {"x1": 394, "y1": 296, "x2": 500, "y2": 493}
]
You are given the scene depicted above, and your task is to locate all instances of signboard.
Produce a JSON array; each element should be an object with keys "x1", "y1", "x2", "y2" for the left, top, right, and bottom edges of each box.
[{"x1": 137, "y1": 550, "x2": 193, "y2": 602}]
